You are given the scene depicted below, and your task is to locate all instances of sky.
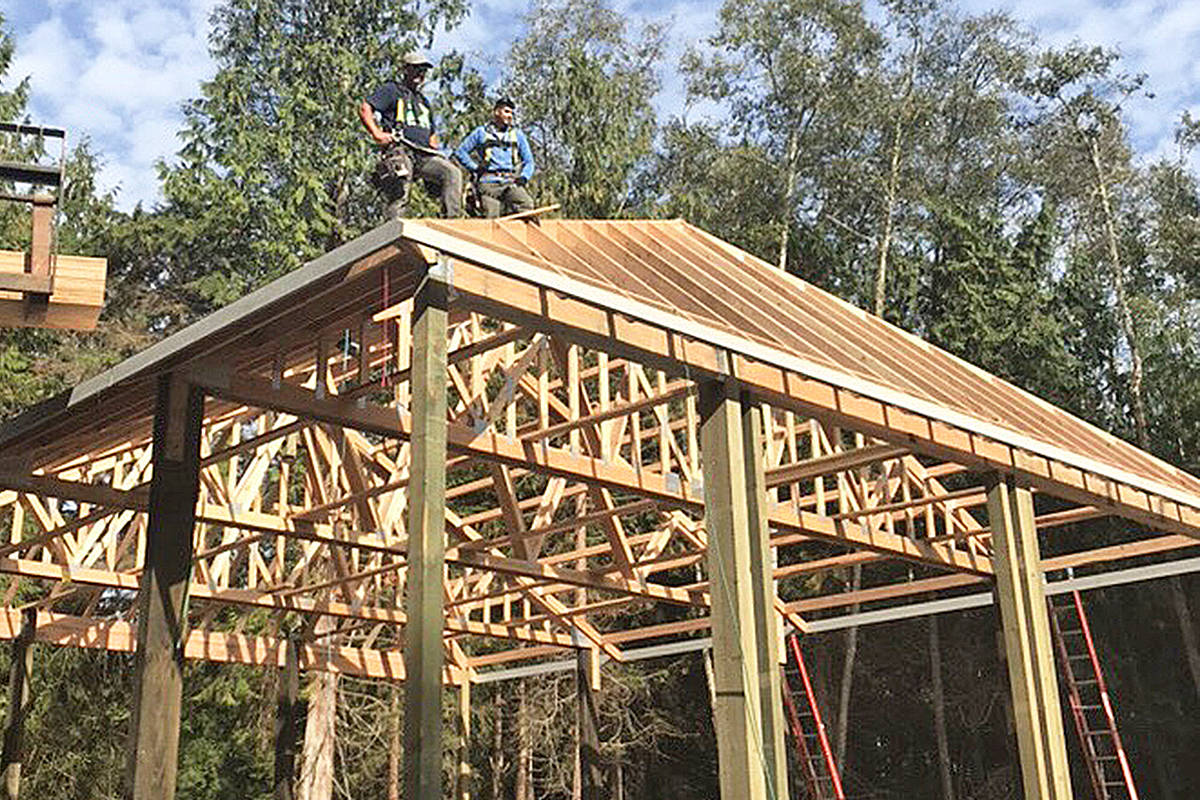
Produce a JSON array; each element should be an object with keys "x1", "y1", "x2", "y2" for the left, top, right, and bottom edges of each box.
[{"x1": 6, "y1": 0, "x2": 1200, "y2": 211}]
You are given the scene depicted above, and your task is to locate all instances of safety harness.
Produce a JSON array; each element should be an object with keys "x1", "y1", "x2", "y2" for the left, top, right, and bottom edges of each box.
[
  {"x1": 393, "y1": 91, "x2": 432, "y2": 133},
  {"x1": 479, "y1": 125, "x2": 522, "y2": 179}
]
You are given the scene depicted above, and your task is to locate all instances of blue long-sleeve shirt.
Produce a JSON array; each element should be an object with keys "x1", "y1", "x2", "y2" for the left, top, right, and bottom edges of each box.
[{"x1": 455, "y1": 123, "x2": 535, "y2": 183}]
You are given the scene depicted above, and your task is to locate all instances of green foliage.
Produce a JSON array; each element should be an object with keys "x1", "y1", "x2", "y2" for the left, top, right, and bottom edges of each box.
[
  {"x1": 921, "y1": 201, "x2": 1087, "y2": 411},
  {"x1": 153, "y1": 0, "x2": 469, "y2": 317},
  {"x1": 505, "y1": 0, "x2": 664, "y2": 218}
]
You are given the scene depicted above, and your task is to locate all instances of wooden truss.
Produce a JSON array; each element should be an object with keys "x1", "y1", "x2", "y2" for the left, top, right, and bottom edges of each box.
[{"x1": 0, "y1": 218, "x2": 1196, "y2": 685}]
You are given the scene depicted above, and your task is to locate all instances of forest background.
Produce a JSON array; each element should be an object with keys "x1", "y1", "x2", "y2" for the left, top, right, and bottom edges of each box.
[{"x1": 1, "y1": 0, "x2": 1200, "y2": 798}]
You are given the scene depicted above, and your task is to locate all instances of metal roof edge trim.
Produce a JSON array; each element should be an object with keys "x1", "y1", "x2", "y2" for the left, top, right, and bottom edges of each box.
[
  {"x1": 401, "y1": 220, "x2": 1200, "y2": 513},
  {"x1": 0, "y1": 222, "x2": 405, "y2": 452}
]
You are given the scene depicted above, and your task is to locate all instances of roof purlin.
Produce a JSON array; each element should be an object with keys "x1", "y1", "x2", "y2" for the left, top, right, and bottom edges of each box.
[{"x1": 398, "y1": 220, "x2": 1200, "y2": 530}]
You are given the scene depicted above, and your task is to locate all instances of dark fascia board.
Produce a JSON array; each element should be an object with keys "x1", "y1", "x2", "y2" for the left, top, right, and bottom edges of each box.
[{"x1": 0, "y1": 221, "x2": 405, "y2": 454}]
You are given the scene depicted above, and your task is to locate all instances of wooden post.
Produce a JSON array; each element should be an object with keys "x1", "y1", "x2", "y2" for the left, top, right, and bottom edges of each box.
[
  {"x1": 403, "y1": 262, "x2": 449, "y2": 800},
  {"x1": 1, "y1": 608, "x2": 35, "y2": 799},
  {"x1": 742, "y1": 398, "x2": 789, "y2": 800},
  {"x1": 275, "y1": 636, "x2": 301, "y2": 800},
  {"x1": 986, "y1": 475, "x2": 1074, "y2": 800},
  {"x1": 699, "y1": 379, "x2": 768, "y2": 800},
  {"x1": 28, "y1": 196, "x2": 53, "y2": 280},
  {"x1": 128, "y1": 375, "x2": 204, "y2": 800}
]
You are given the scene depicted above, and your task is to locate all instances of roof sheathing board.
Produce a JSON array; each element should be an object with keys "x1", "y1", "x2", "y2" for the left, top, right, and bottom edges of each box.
[{"x1": 405, "y1": 218, "x2": 1200, "y2": 513}]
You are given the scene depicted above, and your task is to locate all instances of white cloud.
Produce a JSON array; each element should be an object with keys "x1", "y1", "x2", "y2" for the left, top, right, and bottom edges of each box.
[
  {"x1": 958, "y1": 0, "x2": 1200, "y2": 163},
  {"x1": 9, "y1": 0, "x2": 1200, "y2": 211},
  {"x1": 9, "y1": 0, "x2": 217, "y2": 211}
]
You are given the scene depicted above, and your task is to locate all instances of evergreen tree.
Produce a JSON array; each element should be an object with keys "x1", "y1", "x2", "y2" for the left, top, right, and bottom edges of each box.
[{"x1": 504, "y1": 0, "x2": 665, "y2": 219}]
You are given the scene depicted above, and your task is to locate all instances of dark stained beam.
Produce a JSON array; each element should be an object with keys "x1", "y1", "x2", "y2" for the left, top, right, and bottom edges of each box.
[{"x1": 127, "y1": 375, "x2": 205, "y2": 800}]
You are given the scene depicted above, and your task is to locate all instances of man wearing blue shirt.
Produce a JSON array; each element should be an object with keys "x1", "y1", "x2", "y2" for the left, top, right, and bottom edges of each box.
[
  {"x1": 359, "y1": 50, "x2": 463, "y2": 219},
  {"x1": 455, "y1": 98, "x2": 535, "y2": 218}
]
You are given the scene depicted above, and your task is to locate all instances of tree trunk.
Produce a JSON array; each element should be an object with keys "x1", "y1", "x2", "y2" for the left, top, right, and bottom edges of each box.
[
  {"x1": 1, "y1": 609, "x2": 34, "y2": 800},
  {"x1": 1089, "y1": 136, "x2": 1149, "y2": 447},
  {"x1": 298, "y1": 611, "x2": 337, "y2": 800},
  {"x1": 834, "y1": 565, "x2": 860, "y2": 767},
  {"x1": 576, "y1": 649, "x2": 605, "y2": 800},
  {"x1": 490, "y1": 690, "x2": 505, "y2": 800},
  {"x1": 1168, "y1": 576, "x2": 1200, "y2": 701},
  {"x1": 874, "y1": 33, "x2": 920, "y2": 318},
  {"x1": 874, "y1": 121, "x2": 903, "y2": 317},
  {"x1": 516, "y1": 678, "x2": 532, "y2": 800},
  {"x1": 930, "y1": 615, "x2": 955, "y2": 800},
  {"x1": 297, "y1": 668, "x2": 337, "y2": 800},
  {"x1": 778, "y1": 131, "x2": 800, "y2": 272}
]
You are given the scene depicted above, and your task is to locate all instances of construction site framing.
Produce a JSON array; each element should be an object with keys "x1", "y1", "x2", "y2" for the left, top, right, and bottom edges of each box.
[{"x1": 1, "y1": 218, "x2": 1198, "y2": 799}]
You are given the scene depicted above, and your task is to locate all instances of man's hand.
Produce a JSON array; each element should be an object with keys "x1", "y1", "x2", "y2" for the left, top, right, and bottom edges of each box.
[
  {"x1": 429, "y1": 132, "x2": 441, "y2": 149},
  {"x1": 372, "y1": 130, "x2": 395, "y2": 146}
]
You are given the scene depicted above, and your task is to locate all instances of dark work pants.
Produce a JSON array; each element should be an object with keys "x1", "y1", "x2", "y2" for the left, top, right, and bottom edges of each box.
[{"x1": 478, "y1": 180, "x2": 535, "y2": 218}]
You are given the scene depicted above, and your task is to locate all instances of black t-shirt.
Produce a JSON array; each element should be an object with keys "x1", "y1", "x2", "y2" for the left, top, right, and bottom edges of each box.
[{"x1": 366, "y1": 81, "x2": 435, "y2": 148}]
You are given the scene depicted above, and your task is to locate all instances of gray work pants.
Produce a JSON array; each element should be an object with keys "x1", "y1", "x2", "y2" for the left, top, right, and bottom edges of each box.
[
  {"x1": 478, "y1": 180, "x2": 534, "y2": 218},
  {"x1": 380, "y1": 150, "x2": 464, "y2": 219}
]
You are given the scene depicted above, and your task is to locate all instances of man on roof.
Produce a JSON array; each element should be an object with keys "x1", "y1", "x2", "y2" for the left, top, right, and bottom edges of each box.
[
  {"x1": 358, "y1": 50, "x2": 463, "y2": 219},
  {"x1": 454, "y1": 97, "x2": 536, "y2": 218}
]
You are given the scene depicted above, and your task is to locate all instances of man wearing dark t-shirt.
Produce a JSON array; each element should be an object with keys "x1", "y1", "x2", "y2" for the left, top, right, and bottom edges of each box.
[{"x1": 358, "y1": 50, "x2": 463, "y2": 219}]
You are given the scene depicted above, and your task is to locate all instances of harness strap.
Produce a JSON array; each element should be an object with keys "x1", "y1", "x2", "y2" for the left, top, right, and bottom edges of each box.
[{"x1": 480, "y1": 126, "x2": 520, "y2": 174}]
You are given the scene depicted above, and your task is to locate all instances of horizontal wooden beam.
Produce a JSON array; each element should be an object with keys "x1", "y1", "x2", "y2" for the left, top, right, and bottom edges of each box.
[
  {"x1": 0, "y1": 610, "x2": 465, "y2": 682},
  {"x1": 0, "y1": 557, "x2": 580, "y2": 649},
  {"x1": 765, "y1": 444, "x2": 908, "y2": 487},
  {"x1": 189, "y1": 368, "x2": 991, "y2": 574}
]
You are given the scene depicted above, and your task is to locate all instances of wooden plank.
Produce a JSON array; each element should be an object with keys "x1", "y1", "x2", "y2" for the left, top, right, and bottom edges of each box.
[
  {"x1": 128, "y1": 376, "x2": 205, "y2": 800},
  {"x1": 986, "y1": 476, "x2": 1073, "y2": 800},
  {"x1": 403, "y1": 269, "x2": 450, "y2": 800},
  {"x1": 0, "y1": 250, "x2": 106, "y2": 330},
  {"x1": 742, "y1": 400, "x2": 789, "y2": 800},
  {"x1": 699, "y1": 380, "x2": 768, "y2": 800}
]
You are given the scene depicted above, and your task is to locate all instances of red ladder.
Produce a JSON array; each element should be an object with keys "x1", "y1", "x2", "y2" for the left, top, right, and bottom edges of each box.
[
  {"x1": 1047, "y1": 591, "x2": 1139, "y2": 800},
  {"x1": 781, "y1": 633, "x2": 846, "y2": 800}
]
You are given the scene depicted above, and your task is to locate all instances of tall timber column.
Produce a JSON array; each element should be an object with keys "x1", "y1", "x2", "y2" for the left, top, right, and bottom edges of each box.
[
  {"x1": 128, "y1": 375, "x2": 204, "y2": 800},
  {"x1": 699, "y1": 379, "x2": 767, "y2": 800},
  {"x1": 741, "y1": 398, "x2": 789, "y2": 800},
  {"x1": 986, "y1": 475, "x2": 1073, "y2": 800},
  {"x1": 403, "y1": 260, "x2": 450, "y2": 800}
]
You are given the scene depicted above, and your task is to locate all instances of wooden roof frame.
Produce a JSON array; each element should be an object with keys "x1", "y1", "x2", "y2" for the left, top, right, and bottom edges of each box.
[{"x1": 0, "y1": 218, "x2": 1197, "y2": 682}]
